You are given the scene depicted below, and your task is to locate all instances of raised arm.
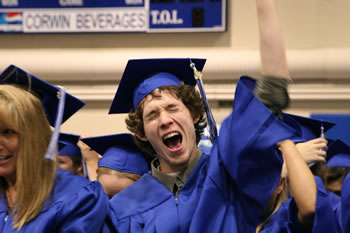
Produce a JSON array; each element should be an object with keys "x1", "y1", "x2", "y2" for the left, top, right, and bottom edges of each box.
[
  {"x1": 279, "y1": 140, "x2": 317, "y2": 231},
  {"x1": 256, "y1": 0, "x2": 290, "y2": 80},
  {"x1": 219, "y1": 1, "x2": 297, "y2": 230},
  {"x1": 255, "y1": 0, "x2": 291, "y2": 116}
]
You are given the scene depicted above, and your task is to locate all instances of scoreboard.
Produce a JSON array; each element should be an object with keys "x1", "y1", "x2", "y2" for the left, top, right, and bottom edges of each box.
[{"x1": 0, "y1": 0, "x2": 226, "y2": 33}]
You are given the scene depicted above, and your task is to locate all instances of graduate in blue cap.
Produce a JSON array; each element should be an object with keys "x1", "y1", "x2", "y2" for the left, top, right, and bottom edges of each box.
[
  {"x1": 81, "y1": 133, "x2": 150, "y2": 198},
  {"x1": 282, "y1": 113, "x2": 334, "y2": 168},
  {"x1": 256, "y1": 114, "x2": 339, "y2": 233},
  {"x1": 0, "y1": 65, "x2": 108, "y2": 232},
  {"x1": 323, "y1": 139, "x2": 350, "y2": 233},
  {"x1": 82, "y1": 133, "x2": 150, "y2": 233},
  {"x1": 325, "y1": 139, "x2": 350, "y2": 196},
  {"x1": 58, "y1": 133, "x2": 85, "y2": 177},
  {"x1": 103, "y1": 1, "x2": 320, "y2": 232}
]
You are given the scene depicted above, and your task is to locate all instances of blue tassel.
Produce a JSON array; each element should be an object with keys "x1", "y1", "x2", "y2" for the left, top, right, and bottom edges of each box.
[
  {"x1": 189, "y1": 60, "x2": 218, "y2": 142},
  {"x1": 44, "y1": 86, "x2": 66, "y2": 160},
  {"x1": 82, "y1": 157, "x2": 88, "y2": 178}
]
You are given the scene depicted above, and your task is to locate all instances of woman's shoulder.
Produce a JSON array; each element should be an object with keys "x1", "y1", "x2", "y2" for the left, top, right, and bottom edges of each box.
[
  {"x1": 34, "y1": 169, "x2": 108, "y2": 232},
  {"x1": 40, "y1": 169, "x2": 107, "y2": 212},
  {"x1": 51, "y1": 169, "x2": 99, "y2": 202}
]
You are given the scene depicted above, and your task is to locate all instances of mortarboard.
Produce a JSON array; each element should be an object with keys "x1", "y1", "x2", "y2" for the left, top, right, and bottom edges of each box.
[
  {"x1": 327, "y1": 139, "x2": 350, "y2": 168},
  {"x1": 108, "y1": 58, "x2": 218, "y2": 142},
  {"x1": 311, "y1": 113, "x2": 350, "y2": 145},
  {"x1": 109, "y1": 58, "x2": 204, "y2": 114},
  {"x1": 0, "y1": 65, "x2": 85, "y2": 126},
  {"x1": 58, "y1": 133, "x2": 82, "y2": 158},
  {"x1": 0, "y1": 65, "x2": 85, "y2": 160},
  {"x1": 81, "y1": 133, "x2": 149, "y2": 176},
  {"x1": 282, "y1": 113, "x2": 335, "y2": 143},
  {"x1": 58, "y1": 141, "x2": 66, "y2": 151}
]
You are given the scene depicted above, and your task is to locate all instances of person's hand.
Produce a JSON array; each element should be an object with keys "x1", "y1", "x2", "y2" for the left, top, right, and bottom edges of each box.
[
  {"x1": 77, "y1": 140, "x2": 101, "y2": 162},
  {"x1": 296, "y1": 138, "x2": 328, "y2": 165},
  {"x1": 77, "y1": 140, "x2": 100, "y2": 181}
]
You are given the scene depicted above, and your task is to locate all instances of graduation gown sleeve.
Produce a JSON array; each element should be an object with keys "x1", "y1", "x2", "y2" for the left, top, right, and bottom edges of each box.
[
  {"x1": 303, "y1": 176, "x2": 339, "y2": 233},
  {"x1": 53, "y1": 181, "x2": 109, "y2": 232},
  {"x1": 218, "y1": 76, "x2": 296, "y2": 228},
  {"x1": 341, "y1": 173, "x2": 350, "y2": 232},
  {"x1": 101, "y1": 203, "x2": 120, "y2": 233},
  {"x1": 328, "y1": 191, "x2": 342, "y2": 233}
]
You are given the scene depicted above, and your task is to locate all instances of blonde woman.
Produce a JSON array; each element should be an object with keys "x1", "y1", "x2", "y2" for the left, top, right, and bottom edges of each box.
[{"x1": 0, "y1": 66, "x2": 108, "y2": 232}]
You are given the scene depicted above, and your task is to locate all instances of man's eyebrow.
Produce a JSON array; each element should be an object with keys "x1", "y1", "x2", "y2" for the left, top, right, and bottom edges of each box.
[
  {"x1": 144, "y1": 109, "x2": 159, "y2": 118},
  {"x1": 165, "y1": 103, "x2": 178, "y2": 109}
]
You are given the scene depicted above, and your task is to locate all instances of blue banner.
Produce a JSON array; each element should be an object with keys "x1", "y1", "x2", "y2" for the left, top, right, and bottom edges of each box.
[
  {"x1": 0, "y1": 0, "x2": 143, "y2": 8},
  {"x1": 0, "y1": 0, "x2": 225, "y2": 33}
]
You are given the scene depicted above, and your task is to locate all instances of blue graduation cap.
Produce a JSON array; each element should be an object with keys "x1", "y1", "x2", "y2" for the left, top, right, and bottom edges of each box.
[
  {"x1": 0, "y1": 65, "x2": 86, "y2": 160},
  {"x1": 108, "y1": 58, "x2": 218, "y2": 142},
  {"x1": 0, "y1": 65, "x2": 86, "y2": 126},
  {"x1": 282, "y1": 113, "x2": 335, "y2": 143},
  {"x1": 58, "y1": 141, "x2": 66, "y2": 151},
  {"x1": 58, "y1": 133, "x2": 82, "y2": 158},
  {"x1": 311, "y1": 113, "x2": 350, "y2": 144},
  {"x1": 327, "y1": 139, "x2": 350, "y2": 168},
  {"x1": 81, "y1": 133, "x2": 149, "y2": 176}
]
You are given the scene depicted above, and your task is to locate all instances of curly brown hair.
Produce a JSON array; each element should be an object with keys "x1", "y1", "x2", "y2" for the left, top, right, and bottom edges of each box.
[{"x1": 125, "y1": 84, "x2": 207, "y2": 157}]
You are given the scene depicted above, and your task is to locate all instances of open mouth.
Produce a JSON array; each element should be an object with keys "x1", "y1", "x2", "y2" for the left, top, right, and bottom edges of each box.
[
  {"x1": 163, "y1": 132, "x2": 183, "y2": 149},
  {"x1": 0, "y1": 155, "x2": 11, "y2": 161}
]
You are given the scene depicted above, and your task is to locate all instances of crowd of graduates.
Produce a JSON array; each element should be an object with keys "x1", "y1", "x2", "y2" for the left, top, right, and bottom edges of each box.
[{"x1": 0, "y1": 0, "x2": 349, "y2": 232}]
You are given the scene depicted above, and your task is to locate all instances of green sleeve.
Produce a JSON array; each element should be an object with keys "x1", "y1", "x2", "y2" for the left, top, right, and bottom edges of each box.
[{"x1": 253, "y1": 76, "x2": 290, "y2": 117}]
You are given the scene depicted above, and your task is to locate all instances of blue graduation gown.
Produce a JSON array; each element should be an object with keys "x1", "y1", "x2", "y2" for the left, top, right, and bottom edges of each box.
[
  {"x1": 0, "y1": 168, "x2": 109, "y2": 233},
  {"x1": 341, "y1": 173, "x2": 350, "y2": 233},
  {"x1": 259, "y1": 177, "x2": 339, "y2": 233},
  {"x1": 105, "y1": 76, "x2": 296, "y2": 233},
  {"x1": 328, "y1": 191, "x2": 342, "y2": 233}
]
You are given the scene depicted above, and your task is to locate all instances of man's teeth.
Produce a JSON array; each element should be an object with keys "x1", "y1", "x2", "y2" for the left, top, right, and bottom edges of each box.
[
  {"x1": 0, "y1": 155, "x2": 10, "y2": 161},
  {"x1": 163, "y1": 132, "x2": 179, "y2": 140}
]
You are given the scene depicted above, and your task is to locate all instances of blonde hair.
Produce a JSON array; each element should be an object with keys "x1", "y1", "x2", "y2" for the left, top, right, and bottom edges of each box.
[
  {"x1": 0, "y1": 85, "x2": 56, "y2": 230},
  {"x1": 256, "y1": 177, "x2": 289, "y2": 233},
  {"x1": 97, "y1": 167, "x2": 141, "y2": 182}
]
